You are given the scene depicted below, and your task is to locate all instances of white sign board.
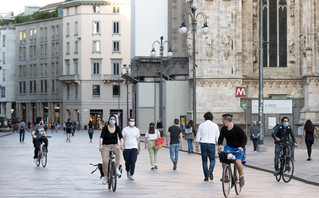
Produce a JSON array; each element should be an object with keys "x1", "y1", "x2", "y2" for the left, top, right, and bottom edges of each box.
[
  {"x1": 252, "y1": 100, "x2": 292, "y2": 114},
  {"x1": 268, "y1": 117, "x2": 277, "y2": 129}
]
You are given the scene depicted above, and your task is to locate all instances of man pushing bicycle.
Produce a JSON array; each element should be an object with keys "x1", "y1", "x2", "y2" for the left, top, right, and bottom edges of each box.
[
  {"x1": 31, "y1": 117, "x2": 48, "y2": 164},
  {"x1": 217, "y1": 114, "x2": 247, "y2": 188},
  {"x1": 272, "y1": 117, "x2": 297, "y2": 176}
]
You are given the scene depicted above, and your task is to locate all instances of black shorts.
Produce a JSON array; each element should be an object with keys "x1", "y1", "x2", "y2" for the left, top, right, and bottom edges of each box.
[{"x1": 66, "y1": 129, "x2": 72, "y2": 133}]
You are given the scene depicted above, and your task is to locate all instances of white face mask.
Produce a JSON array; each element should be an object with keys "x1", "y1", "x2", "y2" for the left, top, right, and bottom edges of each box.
[{"x1": 129, "y1": 122, "x2": 135, "y2": 127}]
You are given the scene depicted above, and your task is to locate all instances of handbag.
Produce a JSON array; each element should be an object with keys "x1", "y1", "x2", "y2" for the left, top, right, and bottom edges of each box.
[{"x1": 153, "y1": 129, "x2": 164, "y2": 151}]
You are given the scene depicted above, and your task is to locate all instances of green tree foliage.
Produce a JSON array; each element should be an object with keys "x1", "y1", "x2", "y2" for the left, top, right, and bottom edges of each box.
[{"x1": 14, "y1": 8, "x2": 58, "y2": 24}]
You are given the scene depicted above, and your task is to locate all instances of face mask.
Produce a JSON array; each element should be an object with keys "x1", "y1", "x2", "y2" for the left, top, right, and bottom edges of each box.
[
  {"x1": 129, "y1": 122, "x2": 135, "y2": 127},
  {"x1": 109, "y1": 120, "x2": 116, "y2": 125},
  {"x1": 224, "y1": 123, "x2": 228, "y2": 127},
  {"x1": 283, "y1": 122, "x2": 289, "y2": 127}
]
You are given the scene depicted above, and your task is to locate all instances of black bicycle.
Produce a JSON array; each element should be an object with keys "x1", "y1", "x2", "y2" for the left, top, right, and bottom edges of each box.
[
  {"x1": 275, "y1": 142, "x2": 294, "y2": 183},
  {"x1": 219, "y1": 151, "x2": 242, "y2": 198},
  {"x1": 103, "y1": 148, "x2": 122, "y2": 192},
  {"x1": 35, "y1": 142, "x2": 47, "y2": 167}
]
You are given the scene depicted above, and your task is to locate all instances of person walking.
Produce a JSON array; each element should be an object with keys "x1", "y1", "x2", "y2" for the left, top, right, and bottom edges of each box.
[
  {"x1": 88, "y1": 120, "x2": 94, "y2": 142},
  {"x1": 185, "y1": 120, "x2": 195, "y2": 154},
  {"x1": 18, "y1": 120, "x2": 26, "y2": 143},
  {"x1": 166, "y1": 119, "x2": 183, "y2": 170},
  {"x1": 99, "y1": 115, "x2": 123, "y2": 185},
  {"x1": 196, "y1": 112, "x2": 220, "y2": 181},
  {"x1": 122, "y1": 117, "x2": 140, "y2": 180},
  {"x1": 65, "y1": 119, "x2": 73, "y2": 142},
  {"x1": 249, "y1": 121, "x2": 260, "y2": 152},
  {"x1": 300, "y1": 120, "x2": 318, "y2": 161},
  {"x1": 156, "y1": 119, "x2": 163, "y2": 137},
  {"x1": 145, "y1": 122, "x2": 161, "y2": 170}
]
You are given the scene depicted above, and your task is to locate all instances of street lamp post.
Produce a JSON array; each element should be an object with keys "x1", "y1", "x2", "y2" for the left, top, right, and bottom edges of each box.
[
  {"x1": 179, "y1": 6, "x2": 210, "y2": 129},
  {"x1": 150, "y1": 36, "x2": 172, "y2": 128},
  {"x1": 123, "y1": 64, "x2": 130, "y2": 120}
]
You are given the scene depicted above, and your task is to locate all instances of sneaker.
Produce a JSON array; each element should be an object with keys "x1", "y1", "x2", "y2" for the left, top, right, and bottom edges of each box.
[
  {"x1": 66, "y1": 138, "x2": 68, "y2": 142},
  {"x1": 101, "y1": 176, "x2": 108, "y2": 185},
  {"x1": 151, "y1": 166, "x2": 155, "y2": 170},
  {"x1": 127, "y1": 172, "x2": 130, "y2": 179},
  {"x1": 116, "y1": 168, "x2": 121, "y2": 176},
  {"x1": 68, "y1": 139, "x2": 71, "y2": 142},
  {"x1": 204, "y1": 178, "x2": 209, "y2": 182},
  {"x1": 220, "y1": 176, "x2": 229, "y2": 183},
  {"x1": 273, "y1": 171, "x2": 279, "y2": 176},
  {"x1": 239, "y1": 176, "x2": 245, "y2": 187},
  {"x1": 154, "y1": 164, "x2": 158, "y2": 169},
  {"x1": 209, "y1": 169, "x2": 214, "y2": 180},
  {"x1": 173, "y1": 162, "x2": 177, "y2": 170},
  {"x1": 129, "y1": 175, "x2": 134, "y2": 180},
  {"x1": 307, "y1": 158, "x2": 311, "y2": 161}
]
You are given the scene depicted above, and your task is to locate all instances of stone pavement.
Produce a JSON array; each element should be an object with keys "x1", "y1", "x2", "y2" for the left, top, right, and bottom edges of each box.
[{"x1": 0, "y1": 130, "x2": 318, "y2": 198}]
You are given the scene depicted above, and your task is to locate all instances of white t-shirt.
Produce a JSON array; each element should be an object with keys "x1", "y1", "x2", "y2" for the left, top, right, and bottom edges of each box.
[
  {"x1": 145, "y1": 129, "x2": 160, "y2": 141},
  {"x1": 122, "y1": 126, "x2": 140, "y2": 149}
]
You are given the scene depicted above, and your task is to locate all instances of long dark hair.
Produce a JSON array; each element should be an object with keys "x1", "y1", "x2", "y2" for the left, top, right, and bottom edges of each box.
[
  {"x1": 187, "y1": 120, "x2": 195, "y2": 132},
  {"x1": 304, "y1": 119, "x2": 314, "y2": 132},
  {"x1": 148, "y1": 122, "x2": 155, "y2": 134}
]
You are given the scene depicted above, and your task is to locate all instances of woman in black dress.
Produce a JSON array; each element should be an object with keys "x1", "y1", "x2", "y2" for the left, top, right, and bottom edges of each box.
[{"x1": 300, "y1": 120, "x2": 318, "y2": 161}]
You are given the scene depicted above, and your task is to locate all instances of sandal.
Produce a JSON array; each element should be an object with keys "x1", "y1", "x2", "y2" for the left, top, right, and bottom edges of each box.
[{"x1": 239, "y1": 175, "x2": 245, "y2": 187}]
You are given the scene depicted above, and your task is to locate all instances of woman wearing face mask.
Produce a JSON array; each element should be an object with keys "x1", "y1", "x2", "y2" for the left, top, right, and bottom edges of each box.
[
  {"x1": 99, "y1": 115, "x2": 123, "y2": 185},
  {"x1": 121, "y1": 117, "x2": 141, "y2": 180}
]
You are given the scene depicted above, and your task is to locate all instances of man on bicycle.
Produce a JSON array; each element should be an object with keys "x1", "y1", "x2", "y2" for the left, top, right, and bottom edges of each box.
[
  {"x1": 217, "y1": 114, "x2": 247, "y2": 188},
  {"x1": 272, "y1": 117, "x2": 297, "y2": 176},
  {"x1": 31, "y1": 117, "x2": 48, "y2": 164}
]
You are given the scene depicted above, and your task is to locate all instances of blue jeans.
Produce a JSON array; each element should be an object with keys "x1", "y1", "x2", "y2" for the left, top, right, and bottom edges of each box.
[
  {"x1": 170, "y1": 143, "x2": 180, "y2": 163},
  {"x1": 187, "y1": 139, "x2": 193, "y2": 154},
  {"x1": 200, "y1": 143, "x2": 216, "y2": 179}
]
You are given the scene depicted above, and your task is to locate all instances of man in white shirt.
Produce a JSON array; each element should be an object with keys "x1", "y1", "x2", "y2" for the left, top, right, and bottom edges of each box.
[
  {"x1": 196, "y1": 112, "x2": 220, "y2": 181},
  {"x1": 122, "y1": 117, "x2": 140, "y2": 180}
]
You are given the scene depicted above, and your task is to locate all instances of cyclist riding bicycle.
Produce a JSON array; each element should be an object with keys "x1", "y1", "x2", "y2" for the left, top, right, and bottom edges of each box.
[
  {"x1": 31, "y1": 117, "x2": 48, "y2": 164},
  {"x1": 217, "y1": 114, "x2": 247, "y2": 188},
  {"x1": 272, "y1": 117, "x2": 297, "y2": 176},
  {"x1": 99, "y1": 115, "x2": 123, "y2": 185}
]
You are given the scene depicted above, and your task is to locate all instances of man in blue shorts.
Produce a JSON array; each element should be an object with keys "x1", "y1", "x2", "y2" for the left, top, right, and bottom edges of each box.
[{"x1": 217, "y1": 114, "x2": 247, "y2": 187}]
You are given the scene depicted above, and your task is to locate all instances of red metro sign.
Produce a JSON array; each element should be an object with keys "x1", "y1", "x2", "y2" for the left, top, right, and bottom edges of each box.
[{"x1": 235, "y1": 87, "x2": 246, "y2": 98}]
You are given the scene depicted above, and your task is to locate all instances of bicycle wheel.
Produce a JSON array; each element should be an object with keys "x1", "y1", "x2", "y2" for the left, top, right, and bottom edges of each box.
[
  {"x1": 111, "y1": 162, "x2": 117, "y2": 192},
  {"x1": 282, "y1": 157, "x2": 294, "y2": 183},
  {"x1": 275, "y1": 158, "x2": 283, "y2": 182},
  {"x1": 233, "y1": 165, "x2": 241, "y2": 195},
  {"x1": 108, "y1": 161, "x2": 112, "y2": 189},
  {"x1": 41, "y1": 146, "x2": 47, "y2": 167},
  {"x1": 222, "y1": 164, "x2": 232, "y2": 198}
]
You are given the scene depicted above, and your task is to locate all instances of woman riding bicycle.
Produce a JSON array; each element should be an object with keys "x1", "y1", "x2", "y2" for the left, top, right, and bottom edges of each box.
[
  {"x1": 217, "y1": 114, "x2": 247, "y2": 188},
  {"x1": 31, "y1": 117, "x2": 48, "y2": 164},
  {"x1": 99, "y1": 115, "x2": 123, "y2": 185}
]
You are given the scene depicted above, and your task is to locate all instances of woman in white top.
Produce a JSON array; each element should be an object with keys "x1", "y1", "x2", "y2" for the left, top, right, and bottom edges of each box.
[{"x1": 145, "y1": 122, "x2": 160, "y2": 170}]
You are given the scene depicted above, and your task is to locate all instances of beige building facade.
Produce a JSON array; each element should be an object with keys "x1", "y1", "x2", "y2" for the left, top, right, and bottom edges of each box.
[
  {"x1": 60, "y1": 0, "x2": 131, "y2": 129},
  {"x1": 183, "y1": 0, "x2": 319, "y2": 134}
]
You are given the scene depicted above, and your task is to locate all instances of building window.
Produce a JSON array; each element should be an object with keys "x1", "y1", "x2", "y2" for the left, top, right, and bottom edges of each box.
[
  {"x1": 56, "y1": 79, "x2": 59, "y2": 93},
  {"x1": 92, "y1": 41, "x2": 101, "y2": 52},
  {"x1": 19, "y1": 31, "x2": 26, "y2": 43},
  {"x1": 23, "y1": 81, "x2": 26, "y2": 94},
  {"x1": 33, "y1": 64, "x2": 37, "y2": 78},
  {"x1": 40, "y1": 44, "x2": 44, "y2": 58},
  {"x1": 44, "y1": 63, "x2": 47, "y2": 77},
  {"x1": 1, "y1": 87, "x2": 5, "y2": 98},
  {"x1": 51, "y1": 26, "x2": 55, "y2": 40},
  {"x1": 113, "y1": 22, "x2": 120, "y2": 34},
  {"x1": 51, "y1": 79, "x2": 55, "y2": 93},
  {"x1": 33, "y1": 80, "x2": 37, "y2": 93},
  {"x1": 44, "y1": 44, "x2": 47, "y2": 57},
  {"x1": 93, "y1": 5, "x2": 100, "y2": 13},
  {"x1": 66, "y1": 42, "x2": 70, "y2": 54},
  {"x1": 2, "y1": 35, "x2": 5, "y2": 47},
  {"x1": 112, "y1": 60, "x2": 120, "y2": 75},
  {"x1": 2, "y1": 69, "x2": 5, "y2": 82},
  {"x1": 33, "y1": 45, "x2": 36, "y2": 58},
  {"x1": 92, "y1": 60, "x2": 101, "y2": 74},
  {"x1": 74, "y1": 59, "x2": 79, "y2": 75},
  {"x1": 66, "y1": 23, "x2": 70, "y2": 37},
  {"x1": 40, "y1": 64, "x2": 43, "y2": 77},
  {"x1": 113, "y1": 6, "x2": 120, "y2": 13},
  {"x1": 56, "y1": 62, "x2": 59, "y2": 76},
  {"x1": 113, "y1": 85, "x2": 120, "y2": 97},
  {"x1": 263, "y1": 0, "x2": 287, "y2": 67},
  {"x1": 29, "y1": 46, "x2": 33, "y2": 59},
  {"x1": 113, "y1": 41, "x2": 120, "y2": 52},
  {"x1": 30, "y1": 81, "x2": 33, "y2": 93},
  {"x1": 65, "y1": 60, "x2": 70, "y2": 75},
  {"x1": 30, "y1": 65, "x2": 33, "y2": 78},
  {"x1": 19, "y1": 81, "x2": 22, "y2": 94},
  {"x1": 44, "y1": 80, "x2": 47, "y2": 93},
  {"x1": 75, "y1": 84, "x2": 78, "y2": 99},
  {"x1": 67, "y1": 85, "x2": 70, "y2": 99},
  {"x1": 56, "y1": 42, "x2": 60, "y2": 56},
  {"x1": 52, "y1": 62, "x2": 55, "y2": 76},
  {"x1": 2, "y1": 52, "x2": 5, "y2": 64},
  {"x1": 93, "y1": 21, "x2": 100, "y2": 34},
  {"x1": 74, "y1": 21, "x2": 78, "y2": 35},
  {"x1": 74, "y1": 40, "x2": 78, "y2": 54},
  {"x1": 44, "y1": 27, "x2": 48, "y2": 41},
  {"x1": 55, "y1": 25, "x2": 59, "y2": 38},
  {"x1": 33, "y1": 29, "x2": 37, "y2": 42},
  {"x1": 41, "y1": 80, "x2": 43, "y2": 93},
  {"x1": 92, "y1": 85, "x2": 100, "y2": 96}
]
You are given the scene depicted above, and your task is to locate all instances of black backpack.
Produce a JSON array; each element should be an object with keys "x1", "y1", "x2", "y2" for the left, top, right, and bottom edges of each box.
[{"x1": 66, "y1": 122, "x2": 72, "y2": 130}]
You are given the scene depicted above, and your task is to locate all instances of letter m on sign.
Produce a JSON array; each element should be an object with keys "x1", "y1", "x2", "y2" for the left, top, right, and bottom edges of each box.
[{"x1": 235, "y1": 87, "x2": 246, "y2": 98}]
